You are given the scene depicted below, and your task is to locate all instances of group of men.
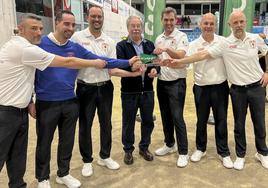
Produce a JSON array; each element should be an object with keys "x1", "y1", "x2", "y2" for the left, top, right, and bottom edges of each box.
[{"x1": 0, "y1": 5, "x2": 268, "y2": 188}]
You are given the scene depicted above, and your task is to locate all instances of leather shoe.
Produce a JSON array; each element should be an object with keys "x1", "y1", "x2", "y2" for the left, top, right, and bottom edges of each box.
[
  {"x1": 139, "y1": 149, "x2": 154, "y2": 161},
  {"x1": 124, "y1": 152, "x2": 133, "y2": 165}
]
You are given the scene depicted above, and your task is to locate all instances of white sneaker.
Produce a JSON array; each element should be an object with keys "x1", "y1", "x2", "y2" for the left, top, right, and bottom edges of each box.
[
  {"x1": 82, "y1": 163, "x2": 93, "y2": 177},
  {"x1": 38, "y1": 180, "x2": 51, "y2": 188},
  {"x1": 177, "y1": 155, "x2": 189, "y2": 168},
  {"x1": 190, "y1": 150, "x2": 206, "y2": 162},
  {"x1": 56, "y1": 174, "x2": 81, "y2": 188},
  {"x1": 155, "y1": 144, "x2": 177, "y2": 156},
  {"x1": 233, "y1": 157, "x2": 245, "y2": 170},
  {"x1": 255, "y1": 153, "x2": 268, "y2": 169},
  {"x1": 97, "y1": 157, "x2": 120, "y2": 170},
  {"x1": 219, "y1": 156, "x2": 233, "y2": 169}
]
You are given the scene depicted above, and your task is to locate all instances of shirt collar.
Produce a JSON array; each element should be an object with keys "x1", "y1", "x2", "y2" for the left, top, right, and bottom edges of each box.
[
  {"x1": 48, "y1": 32, "x2": 68, "y2": 46},
  {"x1": 199, "y1": 34, "x2": 219, "y2": 45},
  {"x1": 229, "y1": 32, "x2": 251, "y2": 42},
  {"x1": 161, "y1": 29, "x2": 177, "y2": 39},
  {"x1": 126, "y1": 37, "x2": 146, "y2": 45},
  {"x1": 16, "y1": 35, "x2": 31, "y2": 44},
  {"x1": 84, "y1": 28, "x2": 105, "y2": 40}
]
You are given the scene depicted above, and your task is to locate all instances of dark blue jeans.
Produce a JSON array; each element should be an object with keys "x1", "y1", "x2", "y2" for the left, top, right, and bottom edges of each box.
[
  {"x1": 0, "y1": 106, "x2": 28, "y2": 188},
  {"x1": 193, "y1": 81, "x2": 230, "y2": 157},
  {"x1": 121, "y1": 91, "x2": 154, "y2": 152},
  {"x1": 230, "y1": 84, "x2": 268, "y2": 157},
  {"x1": 157, "y1": 78, "x2": 188, "y2": 155}
]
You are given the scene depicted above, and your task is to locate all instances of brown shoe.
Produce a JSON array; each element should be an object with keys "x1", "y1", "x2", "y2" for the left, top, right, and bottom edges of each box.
[
  {"x1": 124, "y1": 152, "x2": 133, "y2": 165},
  {"x1": 139, "y1": 149, "x2": 154, "y2": 161}
]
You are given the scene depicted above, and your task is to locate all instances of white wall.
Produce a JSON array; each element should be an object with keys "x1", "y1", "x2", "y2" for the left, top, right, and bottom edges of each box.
[
  {"x1": 102, "y1": 0, "x2": 144, "y2": 43},
  {"x1": 0, "y1": 0, "x2": 16, "y2": 47}
]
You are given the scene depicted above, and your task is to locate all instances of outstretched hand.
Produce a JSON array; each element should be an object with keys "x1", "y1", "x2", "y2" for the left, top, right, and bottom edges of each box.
[
  {"x1": 94, "y1": 59, "x2": 107, "y2": 69},
  {"x1": 129, "y1": 56, "x2": 141, "y2": 66},
  {"x1": 148, "y1": 68, "x2": 158, "y2": 78},
  {"x1": 159, "y1": 59, "x2": 187, "y2": 69},
  {"x1": 131, "y1": 61, "x2": 143, "y2": 71},
  {"x1": 153, "y1": 47, "x2": 167, "y2": 55}
]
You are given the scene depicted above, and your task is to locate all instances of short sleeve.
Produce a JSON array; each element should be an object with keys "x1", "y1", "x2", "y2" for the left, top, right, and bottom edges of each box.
[
  {"x1": 255, "y1": 35, "x2": 268, "y2": 56},
  {"x1": 176, "y1": 33, "x2": 189, "y2": 52},
  {"x1": 207, "y1": 39, "x2": 226, "y2": 58},
  {"x1": 22, "y1": 45, "x2": 55, "y2": 71},
  {"x1": 187, "y1": 41, "x2": 196, "y2": 56},
  {"x1": 108, "y1": 39, "x2": 116, "y2": 59}
]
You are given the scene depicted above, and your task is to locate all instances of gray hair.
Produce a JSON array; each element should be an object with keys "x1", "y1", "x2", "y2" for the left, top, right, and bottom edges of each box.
[
  {"x1": 19, "y1": 13, "x2": 41, "y2": 24},
  {"x1": 126, "y1": 15, "x2": 143, "y2": 28},
  {"x1": 161, "y1": 7, "x2": 177, "y2": 19}
]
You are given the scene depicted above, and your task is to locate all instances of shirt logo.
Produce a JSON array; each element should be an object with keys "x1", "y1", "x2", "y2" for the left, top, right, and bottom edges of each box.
[
  {"x1": 249, "y1": 40, "x2": 256, "y2": 48},
  {"x1": 197, "y1": 47, "x2": 205, "y2": 51},
  {"x1": 66, "y1": 52, "x2": 75, "y2": 57},
  {"x1": 171, "y1": 39, "x2": 176, "y2": 47},
  {"x1": 229, "y1": 45, "x2": 237, "y2": 48},
  {"x1": 102, "y1": 43, "x2": 109, "y2": 50},
  {"x1": 82, "y1": 42, "x2": 90, "y2": 46},
  {"x1": 182, "y1": 40, "x2": 188, "y2": 46}
]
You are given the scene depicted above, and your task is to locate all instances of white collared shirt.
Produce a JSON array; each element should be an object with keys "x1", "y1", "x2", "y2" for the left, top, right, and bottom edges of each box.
[
  {"x1": 155, "y1": 29, "x2": 189, "y2": 81},
  {"x1": 208, "y1": 32, "x2": 268, "y2": 85},
  {"x1": 48, "y1": 32, "x2": 68, "y2": 46},
  {"x1": 71, "y1": 28, "x2": 116, "y2": 83},
  {"x1": 0, "y1": 36, "x2": 55, "y2": 108},
  {"x1": 188, "y1": 34, "x2": 227, "y2": 86}
]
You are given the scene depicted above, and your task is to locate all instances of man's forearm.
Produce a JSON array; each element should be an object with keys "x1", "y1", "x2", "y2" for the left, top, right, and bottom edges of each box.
[
  {"x1": 265, "y1": 52, "x2": 268, "y2": 72},
  {"x1": 50, "y1": 56, "x2": 96, "y2": 69},
  {"x1": 166, "y1": 48, "x2": 186, "y2": 59},
  {"x1": 180, "y1": 50, "x2": 210, "y2": 65}
]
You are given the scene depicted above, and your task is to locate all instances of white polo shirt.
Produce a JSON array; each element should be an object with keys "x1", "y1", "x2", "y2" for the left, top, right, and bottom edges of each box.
[
  {"x1": 0, "y1": 36, "x2": 55, "y2": 108},
  {"x1": 155, "y1": 29, "x2": 189, "y2": 81},
  {"x1": 71, "y1": 28, "x2": 115, "y2": 83},
  {"x1": 208, "y1": 32, "x2": 268, "y2": 85},
  {"x1": 188, "y1": 34, "x2": 227, "y2": 86}
]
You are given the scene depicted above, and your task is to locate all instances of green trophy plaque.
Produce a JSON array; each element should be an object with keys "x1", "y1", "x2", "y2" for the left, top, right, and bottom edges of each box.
[{"x1": 139, "y1": 53, "x2": 158, "y2": 64}]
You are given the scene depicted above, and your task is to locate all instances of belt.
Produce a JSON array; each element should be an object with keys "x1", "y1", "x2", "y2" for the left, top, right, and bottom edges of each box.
[
  {"x1": 77, "y1": 79, "x2": 110, "y2": 86},
  {"x1": 0, "y1": 105, "x2": 28, "y2": 112},
  {"x1": 232, "y1": 80, "x2": 261, "y2": 89}
]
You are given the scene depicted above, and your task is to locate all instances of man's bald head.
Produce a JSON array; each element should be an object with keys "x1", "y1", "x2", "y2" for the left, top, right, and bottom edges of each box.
[
  {"x1": 228, "y1": 10, "x2": 246, "y2": 39},
  {"x1": 201, "y1": 13, "x2": 216, "y2": 25},
  {"x1": 200, "y1": 13, "x2": 216, "y2": 38},
  {"x1": 228, "y1": 10, "x2": 246, "y2": 24}
]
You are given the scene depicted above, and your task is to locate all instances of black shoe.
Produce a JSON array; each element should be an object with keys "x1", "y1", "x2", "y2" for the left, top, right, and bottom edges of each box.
[
  {"x1": 139, "y1": 149, "x2": 154, "y2": 161},
  {"x1": 124, "y1": 152, "x2": 133, "y2": 165}
]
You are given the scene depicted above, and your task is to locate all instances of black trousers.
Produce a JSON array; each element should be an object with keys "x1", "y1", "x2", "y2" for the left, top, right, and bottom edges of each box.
[
  {"x1": 35, "y1": 98, "x2": 79, "y2": 181},
  {"x1": 0, "y1": 105, "x2": 28, "y2": 188},
  {"x1": 121, "y1": 91, "x2": 155, "y2": 152},
  {"x1": 157, "y1": 78, "x2": 188, "y2": 155},
  {"x1": 230, "y1": 84, "x2": 268, "y2": 157},
  {"x1": 76, "y1": 81, "x2": 113, "y2": 163},
  {"x1": 193, "y1": 81, "x2": 230, "y2": 157}
]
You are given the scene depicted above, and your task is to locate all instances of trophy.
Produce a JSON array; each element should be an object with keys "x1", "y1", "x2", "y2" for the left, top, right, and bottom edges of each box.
[{"x1": 139, "y1": 53, "x2": 160, "y2": 66}]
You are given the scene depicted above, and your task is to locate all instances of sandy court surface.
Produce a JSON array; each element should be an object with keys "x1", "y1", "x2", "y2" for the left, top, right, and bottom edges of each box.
[{"x1": 1, "y1": 69, "x2": 268, "y2": 188}]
